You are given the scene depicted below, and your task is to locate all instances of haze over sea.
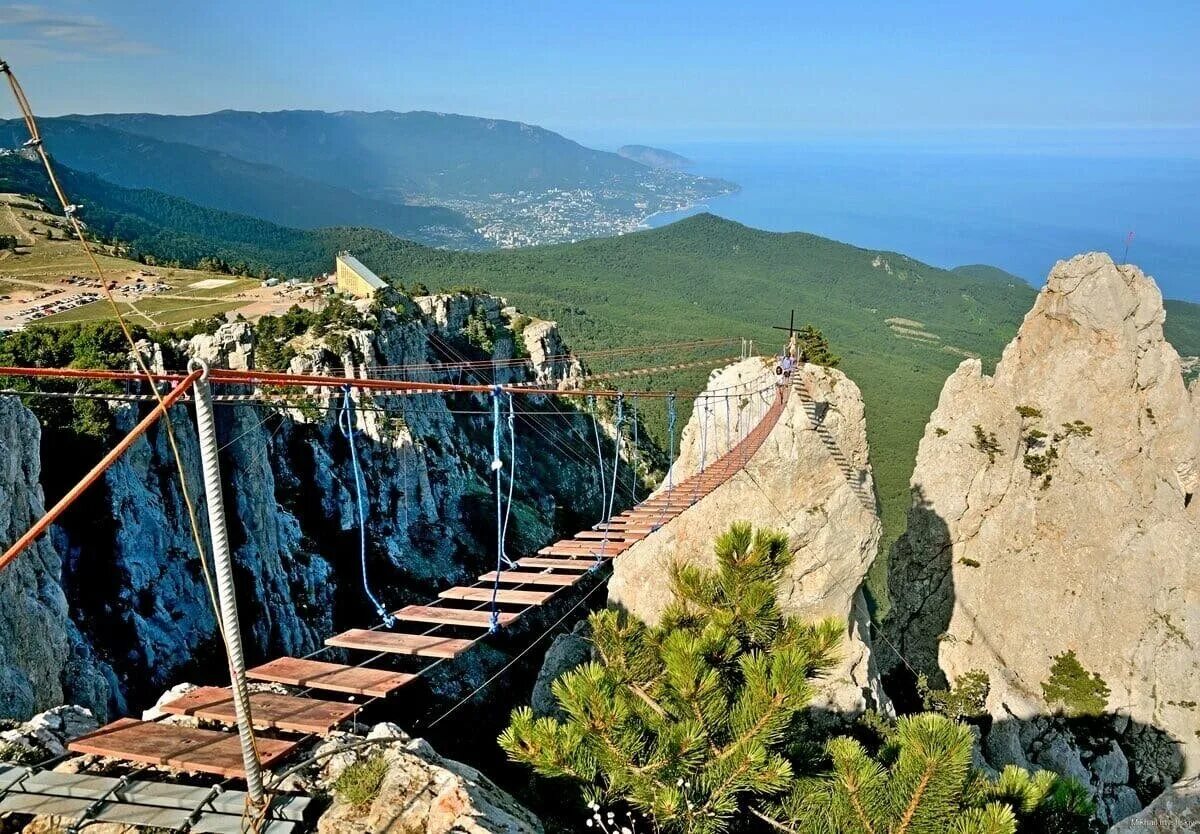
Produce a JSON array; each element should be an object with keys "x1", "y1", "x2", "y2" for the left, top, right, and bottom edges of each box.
[{"x1": 639, "y1": 130, "x2": 1200, "y2": 303}]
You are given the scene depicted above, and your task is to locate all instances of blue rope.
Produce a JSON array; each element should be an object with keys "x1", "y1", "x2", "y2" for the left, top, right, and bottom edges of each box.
[
  {"x1": 725, "y1": 395, "x2": 731, "y2": 454},
  {"x1": 654, "y1": 394, "x2": 677, "y2": 530},
  {"x1": 500, "y1": 392, "x2": 517, "y2": 568},
  {"x1": 605, "y1": 395, "x2": 625, "y2": 523},
  {"x1": 488, "y1": 385, "x2": 505, "y2": 632},
  {"x1": 629, "y1": 398, "x2": 638, "y2": 503},
  {"x1": 666, "y1": 394, "x2": 677, "y2": 495},
  {"x1": 338, "y1": 386, "x2": 393, "y2": 628},
  {"x1": 691, "y1": 394, "x2": 711, "y2": 506},
  {"x1": 588, "y1": 395, "x2": 607, "y2": 521},
  {"x1": 594, "y1": 394, "x2": 625, "y2": 568}
]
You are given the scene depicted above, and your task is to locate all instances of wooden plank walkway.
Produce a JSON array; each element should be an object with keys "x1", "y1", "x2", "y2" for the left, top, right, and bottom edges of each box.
[
  {"x1": 159, "y1": 687, "x2": 359, "y2": 734},
  {"x1": 248, "y1": 657, "x2": 414, "y2": 697},
  {"x1": 68, "y1": 719, "x2": 298, "y2": 779},
  {"x1": 393, "y1": 604, "x2": 519, "y2": 628},
  {"x1": 325, "y1": 629, "x2": 475, "y2": 659},
  {"x1": 44, "y1": 384, "x2": 787, "y2": 803}
]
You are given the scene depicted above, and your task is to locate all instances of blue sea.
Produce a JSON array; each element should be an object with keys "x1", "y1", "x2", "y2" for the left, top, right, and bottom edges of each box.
[{"x1": 641, "y1": 131, "x2": 1200, "y2": 302}]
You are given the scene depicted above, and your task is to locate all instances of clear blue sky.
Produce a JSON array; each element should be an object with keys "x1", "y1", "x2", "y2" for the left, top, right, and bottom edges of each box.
[{"x1": 0, "y1": 0, "x2": 1196, "y2": 144}]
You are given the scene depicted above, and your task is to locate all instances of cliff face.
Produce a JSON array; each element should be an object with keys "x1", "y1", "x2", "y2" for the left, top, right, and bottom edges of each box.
[
  {"x1": 0, "y1": 398, "x2": 114, "y2": 721},
  {"x1": 0, "y1": 295, "x2": 607, "y2": 719},
  {"x1": 885, "y1": 254, "x2": 1200, "y2": 824},
  {"x1": 608, "y1": 358, "x2": 887, "y2": 715}
]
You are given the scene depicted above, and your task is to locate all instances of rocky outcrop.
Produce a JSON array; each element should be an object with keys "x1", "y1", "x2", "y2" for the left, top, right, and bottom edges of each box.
[
  {"x1": 515, "y1": 315, "x2": 582, "y2": 388},
  {"x1": 885, "y1": 253, "x2": 1199, "y2": 824},
  {"x1": 0, "y1": 296, "x2": 611, "y2": 718},
  {"x1": 0, "y1": 705, "x2": 97, "y2": 760},
  {"x1": 608, "y1": 357, "x2": 887, "y2": 715},
  {"x1": 1109, "y1": 777, "x2": 1200, "y2": 833},
  {"x1": 312, "y1": 723, "x2": 543, "y2": 834},
  {"x1": 530, "y1": 623, "x2": 591, "y2": 717}
]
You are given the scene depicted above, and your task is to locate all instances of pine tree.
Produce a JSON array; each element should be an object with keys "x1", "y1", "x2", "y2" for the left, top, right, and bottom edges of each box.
[
  {"x1": 766, "y1": 713, "x2": 1095, "y2": 834},
  {"x1": 796, "y1": 325, "x2": 840, "y2": 368},
  {"x1": 500, "y1": 523, "x2": 842, "y2": 834}
]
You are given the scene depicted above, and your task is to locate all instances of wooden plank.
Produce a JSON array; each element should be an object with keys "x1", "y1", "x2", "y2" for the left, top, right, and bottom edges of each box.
[
  {"x1": 517, "y1": 557, "x2": 594, "y2": 570},
  {"x1": 249, "y1": 657, "x2": 413, "y2": 698},
  {"x1": 478, "y1": 570, "x2": 580, "y2": 587},
  {"x1": 159, "y1": 686, "x2": 359, "y2": 734},
  {"x1": 438, "y1": 586, "x2": 554, "y2": 605},
  {"x1": 595, "y1": 524, "x2": 658, "y2": 533},
  {"x1": 326, "y1": 629, "x2": 475, "y2": 659},
  {"x1": 13, "y1": 770, "x2": 310, "y2": 820},
  {"x1": 68, "y1": 718, "x2": 297, "y2": 779},
  {"x1": 572, "y1": 531, "x2": 645, "y2": 541},
  {"x1": 539, "y1": 541, "x2": 627, "y2": 554},
  {"x1": 538, "y1": 547, "x2": 620, "y2": 559},
  {"x1": 394, "y1": 604, "x2": 518, "y2": 628}
]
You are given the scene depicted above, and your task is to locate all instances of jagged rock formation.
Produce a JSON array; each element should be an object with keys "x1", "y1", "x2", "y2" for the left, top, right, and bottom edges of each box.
[
  {"x1": 313, "y1": 723, "x2": 543, "y2": 834},
  {"x1": 608, "y1": 358, "x2": 888, "y2": 715},
  {"x1": 0, "y1": 705, "x2": 97, "y2": 760},
  {"x1": 0, "y1": 399, "x2": 112, "y2": 719},
  {"x1": 1109, "y1": 777, "x2": 1200, "y2": 833},
  {"x1": 885, "y1": 253, "x2": 1199, "y2": 824},
  {"x1": 0, "y1": 294, "x2": 604, "y2": 720}
]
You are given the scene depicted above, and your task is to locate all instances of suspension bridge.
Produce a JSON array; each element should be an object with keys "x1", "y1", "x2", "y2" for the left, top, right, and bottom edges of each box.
[
  {"x1": 0, "y1": 360, "x2": 786, "y2": 833},
  {"x1": 0, "y1": 55, "x2": 820, "y2": 833}
]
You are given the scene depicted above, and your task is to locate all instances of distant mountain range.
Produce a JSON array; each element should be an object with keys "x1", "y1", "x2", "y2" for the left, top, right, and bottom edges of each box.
[
  {"x1": 617, "y1": 145, "x2": 693, "y2": 169},
  {"x1": 0, "y1": 110, "x2": 735, "y2": 248}
]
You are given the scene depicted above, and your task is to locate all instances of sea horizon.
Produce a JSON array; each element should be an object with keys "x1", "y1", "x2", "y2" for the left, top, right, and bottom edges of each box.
[{"x1": 628, "y1": 130, "x2": 1200, "y2": 303}]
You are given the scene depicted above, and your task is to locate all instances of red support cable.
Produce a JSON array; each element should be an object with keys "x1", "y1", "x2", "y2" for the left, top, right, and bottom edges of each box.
[
  {"x1": 0, "y1": 369, "x2": 202, "y2": 574},
  {"x1": 0, "y1": 357, "x2": 761, "y2": 400}
]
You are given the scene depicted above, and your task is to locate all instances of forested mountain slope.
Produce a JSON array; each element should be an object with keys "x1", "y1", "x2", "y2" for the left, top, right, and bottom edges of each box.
[
  {"x1": 0, "y1": 118, "x2": 483, "y2": 248},
  {"x1": 74, "y1": 110, "x2": 733, "y2": 200}
]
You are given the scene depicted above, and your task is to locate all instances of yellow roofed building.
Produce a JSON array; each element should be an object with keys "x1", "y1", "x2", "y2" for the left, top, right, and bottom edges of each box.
[{"x1": 335, "y1": 253, "x2": 391, "y2": 300}]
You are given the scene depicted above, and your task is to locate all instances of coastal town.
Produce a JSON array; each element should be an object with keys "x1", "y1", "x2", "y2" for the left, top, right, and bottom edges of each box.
[{"x1": 445, "y1": 168, "x2": 737, "y2": 247}]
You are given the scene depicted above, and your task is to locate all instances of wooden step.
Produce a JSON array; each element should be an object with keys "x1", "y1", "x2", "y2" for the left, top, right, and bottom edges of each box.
[
  {"x1": 326, "y1": 629, "x2": 476, "y2": 659},
  {"x1": 479, "y1": 570, "x2": 580, "y2": 587},
  {"x1": 517, "y1": 557, "x2": 594, "y2": 571},
  {"x1": 159, "y1": 686, "x2": 359, "y2": 734},
  {"x1": 541, "y1": 539, "x2": 625, "y2": 551},
  {"x1": 68, "y1": 718, "x2": 297, "y2": 779},
  {"x1": 572, "y1": 530, "x2": 645, "y2": 541},
  {"x1": 248, "y1": 657, "x2": 414, "y2": 697},
  {"x1": 594, "y1": 525, "x2": 657, "y2": 535},
  {"x1": 393, "y1": 604, "x2": 518, "y2": 628},
  {"x1": 538, "y1": 545, "x2": 623, "y2": 558},
  {"x1": 438, "y1": 586, "x2": 554, "y2": 605}
]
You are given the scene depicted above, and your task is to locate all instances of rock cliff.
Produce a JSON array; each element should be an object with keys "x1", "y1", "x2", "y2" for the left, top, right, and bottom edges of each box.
[
  {"x1": 885, "y1": 253, "x2": 1199, "y2": 824},
  {"x1": 608, "y1": 357, "x2": 888, "y2": 715},
  {"x1": 0, "y1": 398, "x2": 113, "y2": 720},
  {"x1": 0, "y1": 294, "x2": 608, "y2": 720}
]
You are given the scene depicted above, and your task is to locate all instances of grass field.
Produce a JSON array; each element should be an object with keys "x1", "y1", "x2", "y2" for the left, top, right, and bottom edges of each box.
[{"x1": 0, "y1": 192, "x2": 263, "y2": 329}]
